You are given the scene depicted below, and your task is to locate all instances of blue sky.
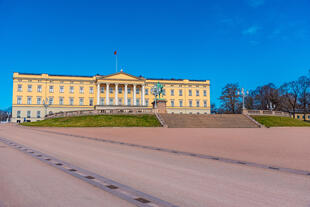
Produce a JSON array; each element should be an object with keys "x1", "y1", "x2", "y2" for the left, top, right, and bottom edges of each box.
[{"x1": 0, "y1": 0, "x2": 309, "y2": 109}]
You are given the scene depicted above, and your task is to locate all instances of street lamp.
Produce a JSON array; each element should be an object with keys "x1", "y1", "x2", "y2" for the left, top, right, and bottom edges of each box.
[
  {"x1": 42, "y1": 98, "x2": 51, "y2": 118},
  {"x1": 238, "y1": 88, "x2": 249, "y2": 110}
]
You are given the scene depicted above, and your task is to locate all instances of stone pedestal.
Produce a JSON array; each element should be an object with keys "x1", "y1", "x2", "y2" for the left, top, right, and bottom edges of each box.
[{"x1": 152, "y1": 99, "x2": 167, "y2": 113}]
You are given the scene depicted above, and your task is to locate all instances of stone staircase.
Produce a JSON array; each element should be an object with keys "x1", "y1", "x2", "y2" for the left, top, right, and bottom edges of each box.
[{"x1": 158, "y1": 114, "x2": 260, "y2": 128}]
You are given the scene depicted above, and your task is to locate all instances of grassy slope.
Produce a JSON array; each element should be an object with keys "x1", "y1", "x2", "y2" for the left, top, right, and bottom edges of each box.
[
  {"x1": 252, "y1": 116, "x2": 310, "y2": 127},
  {"x1": 21, "y1": 114, "x2": 161, "y2": 127}
]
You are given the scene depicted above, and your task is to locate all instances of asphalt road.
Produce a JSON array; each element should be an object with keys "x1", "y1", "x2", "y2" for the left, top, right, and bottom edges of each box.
[{"x1": 0, "y1": 124, "x2": 310, "y2": 207}]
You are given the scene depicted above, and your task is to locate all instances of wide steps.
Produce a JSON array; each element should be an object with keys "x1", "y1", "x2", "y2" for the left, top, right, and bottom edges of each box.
[{"x1": 160, "y1": 114, "x2": 259, "y2": 128}]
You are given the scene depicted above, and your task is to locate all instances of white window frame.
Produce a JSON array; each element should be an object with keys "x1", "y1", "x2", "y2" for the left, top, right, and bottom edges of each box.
[
  {"x1": 60, "y1": 86, "x2": 64, "y2": 93},
  {"x1": 79, "y1": 87, "x2": 84, "y2": 94},
  {"x1": 37, "y1": 85, "x2": 42, "y2": 92},
  {"x1": 17, "y1": 96, "x2": 22, "y2": 105},
  {"x1": 28, "y1": 85, "x2": 32, "y2": 92},
  {"x1": 27, "y1": 97, "x2": 32, "y2": 105},
  {"x1": 18, "y1": 84, "x2": 22, "y2": 92},
  {"x1": 49, "y1": 86, "x2": 54, "y2": 93}
]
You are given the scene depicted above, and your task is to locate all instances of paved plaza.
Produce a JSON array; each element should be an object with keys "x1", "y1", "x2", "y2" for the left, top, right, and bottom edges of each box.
[{"x1": 0, "y1": 124, "x2": 310, "y2": 206}]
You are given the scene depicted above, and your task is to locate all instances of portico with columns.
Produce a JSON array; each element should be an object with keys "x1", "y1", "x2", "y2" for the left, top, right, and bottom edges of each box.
[{"x1": 95, "y1": 72, "x2": 146, "y2": 108}]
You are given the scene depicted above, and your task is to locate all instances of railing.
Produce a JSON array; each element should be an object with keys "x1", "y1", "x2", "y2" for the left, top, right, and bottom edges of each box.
[{"x1": 242, "y1": 109, "x2": 290, "y2": 117}]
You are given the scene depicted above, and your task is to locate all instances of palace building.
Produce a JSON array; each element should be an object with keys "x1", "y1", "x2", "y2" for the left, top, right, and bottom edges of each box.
[{"x1": 12, "y1": 71, "x2": 211, "y2": 122}]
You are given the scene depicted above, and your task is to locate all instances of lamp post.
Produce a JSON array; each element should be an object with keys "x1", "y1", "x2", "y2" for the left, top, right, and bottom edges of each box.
[{"x1": 238, "y1": 88, "x2": 249, "y2": 110}]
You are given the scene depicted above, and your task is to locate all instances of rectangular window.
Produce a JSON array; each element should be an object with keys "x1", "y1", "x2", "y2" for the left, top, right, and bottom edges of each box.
[
  {"x1": 100, "y1": 98, "x2": 104, "y2": 105},
  {"x1": 89, "y1": 87, "x2": 94, "y2": 94},
  {"x1": 17, "y1": 111, "x2": 21, "y2": 118},
  {"x1": 189, "y1": 90, "x2": 192, "y2": 96},
  {"x1": 109, "y1": 98, "x2": 113, "y2": 105},
  {"x1": 189, "y1": 100, "x2": 193, "y2": 107},
  {"x1": 203, "y1": 90, "x2": 207, "y2": 96},
  {"x1": 179, "y1": 89, "x2": 183, "y2": 96},
  {"x1": 18, "y1": 84, "x2": 22, "y2": 92},
  {"x1": 49, "y1": 86, "x2": 54, "y2": 93},
  {"x1": 100, "y1": 86, "x2": 104, "y2": 93},
  {"x1": 204, "y1": 100, "x2": 207, "y2": 107},
  {"x1": 127, "y1": 88, "x2": 131, "y2": 94},
  {"x1": 179, "y1": 100, "x2": 183, "y2": 107},
  {"x1": 37, "y1": 97, "x2": 41, "y2": 105},
  {"x1": 27, "y1": 97, "x2": 32, "y2": 105},
  {"x1": 28, "y1": 85, "x2": 32, "y2": 92},
  {"x1": 27, "y1": 111, "x2": 31, "y2": 118},
  {"x1": 49, "y1": 97, "x2": 54, "y2": 105},
  {"x1": 171, "y1": 100, "x2": 175, "y2": 107},
  {"x1": 69, "y1": 97, "x2": 74, "y2": 105},
  {"x1": 89, "y1": 98, "x2": 94, "y2": 106},
  {"x1": 196, "y1": 100, "x2": 200, "y2": 107},
  {"x1": 196, "y1": 90, "x2": 200, "y2": 96},
  {"x1": 70, "y1": 86, "x2": 74, "y2": 93},
  {"x1": 37, "y1": 85, "x2": 42, "y2": 92},
  {"x1": 79, "y1": 98, "x2": 84, "y2": 105},
  {"x1": 145, "y1": 99, "x2": 149, "y2": 106},
  {"x1": 60, "y1": 86, "x2": 64, "y2": 93},
  {"x1": 59, "y1": 97, "x2": 64, "y2": 105},
  {"x1": 136, "y1": 88, "x2": 140, "y2": 94},
  {"x1": 37, "y1": 111, "x2": 41, "y2": 118},
  {"x1": 17, "y1": 96, "x2": 22, "y2": 104},
  {"x1": 136, "y1": 99, "x2": 140, "y2": 105},
  {"x1": 162, "y1": 89, "x2": 166, "y2": 95},
  {"x1": 109, "y1": 87, "x2": 113, "y2": 94},
  {"x1": 171, "y1": 89, "x2": 174, "y2": 96},
  {"x1": 118, "y1": 87, "x2": 122, "y2": 94},
  {"x1": 127, "y1": 98, "x2": 131, "y2": 106},
  {"x1": 118, "y1": 98, "x2": 122, "y2": 105},
  {"x1": 145, "y1": 89, "x2": 149, "y2": 95},
  {"x1": 79, "y1": 87, "x2": 84, "y2": 94}
]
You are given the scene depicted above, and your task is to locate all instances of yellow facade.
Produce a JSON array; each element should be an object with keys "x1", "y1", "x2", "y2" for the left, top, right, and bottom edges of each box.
[
  {"x1": 294, "y1": 113, "x2": 310, "y2": 121},
  {"x1": 12, "y1": 71, "x2": 211, "y2": 122}
]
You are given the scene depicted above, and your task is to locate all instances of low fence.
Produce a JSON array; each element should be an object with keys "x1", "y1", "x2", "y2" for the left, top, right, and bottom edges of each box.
[
  {"x1": 242, "y1": 109, "x2": 291, "y2": 117},
  {"x1": 45, "y1": 108, "x2": 154, "y2": 119}
]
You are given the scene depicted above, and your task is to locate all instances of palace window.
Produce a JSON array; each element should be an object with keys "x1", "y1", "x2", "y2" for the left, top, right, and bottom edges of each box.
[
  {"x1": 189, "y1": 90, "x2": 192, "y2": 96},
  {"x1": 171, "y1": 100, "x2": 175, "y2": 107},
  {"x1": 18, "y1": 84, "x2": 22, "y2": 92},
  {"x1": 109, "y1": 87, "x2": 113, "y2": 94},
  {"x1": 17, "y1": 96, "x2": 22, "y2": 105},
  {"x1": 100, "y1": 86, "x2": 104, "y2": 93},
  {"x1": 89, "y1": 87, "x2": 94, "y2": 94},
  {"x1": 162, "y1": 89, "x2": 166, "y2": 95},
  {"x1": 27, "y1": 111, "x2": 31, "y2": 118},
  {"x1": 189, "y1": 100, "x2": 193, "y2": 107},
  {"x1": 145, "y1": 99, "x2": 149, "y2": 106},
  {"x1": 59, "y1": 97, "x2": 64, "y2": 105},
  {"x1": 27, "y1": 97, "x2": 32, "y2": 105},
  {"x1": 179, "y1": 89, "x2": 183, "y2": 96},
  {"x1": 196, "y1": 90, "x2": 200, "y2": 96},
  {"x1": 203, "y1": 90, "x2": 207, "y2": 96},
  {"x1": 145, "y1": 89, "x2": 149, "y2": 95},
  {"x1": 60, "y1": 86, "x2": 64, "y2": 93},
  {"x1": 49, "y1": 97, "x2": 54, "y2": 105},
  {"x1": 179, "y1": 100, "x2": 183, "y2": 107},
  {"x1": 127, "y1": 88, "x2": 131, "y2": 94},
  {"x1": 69, "y1": 97, "x2": 74, "y2": 105},
  {"x1": 17, "y1": 111, "x2": 21, "y2": 118},
  {"x1": 109, "y1": 98, "x2": 113, "y2": 105},
  {"x1": 49, "y1": 86, "x2": 54, "y2": 93},
  {"x1": 28, "y1": 85, "x2": 32, "y2": 92},
  {"x1": 70, "y1": 86, "x2": 74, "y2": 93},
  {"x1": 170, "y1": 89, "x2": 174, "y2": 96},
  {"x1": 37, "y1": 111, "x2": 41, "y2": 118},
  {"x1": 136, "y1": 99, "x2": 140, "y2": 105},
  {"x1": 37, "y1": 85, "x2": 42, "y2": 92},
  {"x1": 79, "y1": 98, "x2": 84, "y2": 105},
  {"x1": 127, "y1": 98, "x2": 131, "y2": 106},
  {"x1": 196, "y1": 100, "x2": 200, "y2": 107},
  {"x1": 79, "y1": 87, "x2": 84, "y2": 94},
  {"x1": 136, "y1": 88, "x2": 140, "y2": 94},
  {"x1": 118, "y1": 87, "x2": 122, "y2": 94},
  {"x1": 37, "y1": 97, "x2": 41, "y2": 105},
  {"x1": 118, "y1": 98, "x2": 122, "y2": 105},
  {"x1": 100, "y1": 98, "x2": 104, "y2": 105},
  {"x1": 204, "y1": 100, "x2": 207, "y2": 107},
  {"x1": 89, "y1": 98, "x2": 94, "y2": 106}
]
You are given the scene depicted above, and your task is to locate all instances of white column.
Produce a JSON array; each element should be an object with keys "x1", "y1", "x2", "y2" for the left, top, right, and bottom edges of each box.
[
  {"x1": 142, "y1": 84, "x2": 145, "y2": 106},
  {"x1": 133, "y1": 84, "x2": 136, "y2": 106},
  {"x1": 115, "y1": 83, "x2": 118, "y2": 105},
  {"x1": 96, "y1": 83, "x2": 100, "y2": 105},
  {"x1": 124, "y1": 84, "x2": 128, "y2": 106},
  {"x1": 106, "y1": 83, "x2": 109, "y2": 105}
]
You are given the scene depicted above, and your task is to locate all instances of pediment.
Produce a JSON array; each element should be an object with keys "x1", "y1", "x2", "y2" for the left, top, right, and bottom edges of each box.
[{"x1": 101, "y1": 72, "x2": 144, "y2": 81}]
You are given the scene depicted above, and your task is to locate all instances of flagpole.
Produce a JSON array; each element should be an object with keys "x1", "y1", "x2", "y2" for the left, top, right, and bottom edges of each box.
[{"x1": 116, "y1": 53, "x2": 118, "y2": 73}]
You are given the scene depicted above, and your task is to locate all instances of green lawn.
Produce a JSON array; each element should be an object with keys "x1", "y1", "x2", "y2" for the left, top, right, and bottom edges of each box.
[
  {"x1": 251, "y1": 115, "x2": 310, "y2": 127},
  {"x1": 21, "y1": 114, "x2": 161, "y2": 127}
]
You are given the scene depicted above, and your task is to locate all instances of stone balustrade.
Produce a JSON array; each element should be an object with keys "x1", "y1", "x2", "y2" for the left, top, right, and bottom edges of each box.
[{"x1": 242, "y1": 109, "x2": 291, "y2": 117}]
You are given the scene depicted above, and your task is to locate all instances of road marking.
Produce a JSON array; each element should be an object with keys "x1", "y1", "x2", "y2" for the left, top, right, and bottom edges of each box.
[
  {"x1": 0, "y1": 137, "x2": 179, "y2": 207},
  {"x1": 21, "y1": 127, "x2": 310, "y2": 177}
]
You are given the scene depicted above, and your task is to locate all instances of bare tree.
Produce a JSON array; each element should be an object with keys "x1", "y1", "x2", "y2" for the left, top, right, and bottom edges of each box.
[
  {"x1": 279, "y1": 81, "x2": 300, "y2": 117},
  {"x1": 251, "y1": 83, "x2": 280, "y2": 110},
  {"x1": 219, "y1": 83, "x2": 241, "y2": 114},
  {"x1": 298, "y1": 76, "x2": 310, "y2": 121}
]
